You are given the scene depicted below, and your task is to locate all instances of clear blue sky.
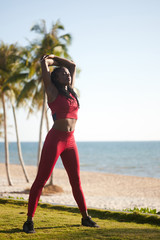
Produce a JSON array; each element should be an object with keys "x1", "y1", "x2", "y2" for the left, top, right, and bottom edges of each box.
[{"x1": 1, "y1": 0, "x2": 160, "y2": 141}]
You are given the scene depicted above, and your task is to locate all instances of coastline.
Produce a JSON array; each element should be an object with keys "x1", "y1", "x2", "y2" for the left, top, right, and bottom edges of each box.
[{"x1": 1, "y1": 163, "x2": 160, "y2": 211}]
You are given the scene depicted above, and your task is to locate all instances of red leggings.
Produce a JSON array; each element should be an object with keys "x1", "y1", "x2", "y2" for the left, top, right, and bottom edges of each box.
[{"x1": 27, "y1": 128, "x2": 87, "y2": 217}]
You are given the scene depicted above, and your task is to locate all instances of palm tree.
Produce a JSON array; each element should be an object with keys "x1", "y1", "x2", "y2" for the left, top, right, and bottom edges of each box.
[
  {"x1": 0, "y1": 41, "x2": 29, "y2": 185},
  {"x1": 18, "y1": 20, "x2": 73, "y2": 187},
  {"x1": 31, "y1": 19, "x2": 72, "y2": 164},
  {"x1": 0, "y1": 42, "x2": 16, "y2": 185},
  {"x1": 0, "y1": 113, "x2": 3, "y2": 137},
  {"x1": 9, "y1": 90, "x2": 30, "y2": 183}
]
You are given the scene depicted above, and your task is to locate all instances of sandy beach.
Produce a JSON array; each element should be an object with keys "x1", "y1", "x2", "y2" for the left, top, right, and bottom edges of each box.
[{"x1": 1, "y1": 163, "x2": 160, "y2": 211}]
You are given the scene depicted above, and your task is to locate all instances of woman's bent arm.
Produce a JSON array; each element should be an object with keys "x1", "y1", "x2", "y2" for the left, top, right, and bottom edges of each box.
[
  {"x1": 40, "y1": 55, "x2": 58, "y2": 102},
  {"x1": 48, "y1": 55, "x2": 76, "y2": 88}
]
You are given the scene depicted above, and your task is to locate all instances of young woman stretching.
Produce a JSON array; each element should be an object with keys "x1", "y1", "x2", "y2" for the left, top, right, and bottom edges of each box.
[{"x1": 23, "y1": 54, "x2": 99, "y2": 233}]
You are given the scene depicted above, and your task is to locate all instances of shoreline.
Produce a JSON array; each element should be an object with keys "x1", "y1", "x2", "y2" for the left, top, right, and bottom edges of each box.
[
  {"x1": 1, "y1": 162, "x2": 160, "y2": 180},
  {"x1": 1, "y1": 163, "x2": 160, "y2": 211}
]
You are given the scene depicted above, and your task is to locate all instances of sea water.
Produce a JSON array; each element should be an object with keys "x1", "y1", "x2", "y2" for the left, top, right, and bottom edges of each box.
[{"x1": 0, "y1": 141, "x2": 160, "y2": 178}]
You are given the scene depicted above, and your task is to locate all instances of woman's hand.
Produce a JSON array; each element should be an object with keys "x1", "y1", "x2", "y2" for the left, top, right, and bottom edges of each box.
[
  {"x1": 40, "y1": 54, "x2": 55, "y2": 61},
  {"x1": 40, "y1": 55, "x2": 55, "y2": 66},
  {"x1": 47, "y1": 54, "x2": 55, "y2": 59},
  {"x1": 40, "y1": 54, "x2": 49, "y2": 62}
]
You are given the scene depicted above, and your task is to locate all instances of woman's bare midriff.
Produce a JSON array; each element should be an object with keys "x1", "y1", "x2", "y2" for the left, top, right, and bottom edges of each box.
[{"x1": 53, "y1": 118, "x2": 77, "y2": 132}]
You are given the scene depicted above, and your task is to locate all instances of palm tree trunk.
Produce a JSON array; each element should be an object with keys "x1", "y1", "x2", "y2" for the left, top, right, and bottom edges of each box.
[
  {"x1": 45, "y1": 103, "x2": 50, "y2": 132},
  {"x1": 49, "y1": 167, "x2": 54, "y2": 184},
  {"x1": 2, "y1": 93, "x2": 13, "y2": 186},
  {"x1": 37, "y1": 89, "x2": 46, "y2": 166},
  {"x1": 45, "y1": 102, "x2": 54, "y2": 185},
  {"x1": 11, "y1": 103, "x2": 29, "y2": 183}
]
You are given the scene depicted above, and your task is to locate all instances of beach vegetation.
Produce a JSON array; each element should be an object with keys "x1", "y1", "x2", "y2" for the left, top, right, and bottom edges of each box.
[
  {"x1": 0, "y1": 42, "x2": 29, "y2": 185},
  {"x1": 123, "y1": 207, "x2": 157, "y2": 215},
  {"x1": 1, "y1": 198, "x2": 160, "y2": 240}
]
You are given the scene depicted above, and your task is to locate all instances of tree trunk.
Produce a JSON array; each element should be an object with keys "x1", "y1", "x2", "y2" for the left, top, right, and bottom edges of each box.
[
  {"x1": 11, "y1": 103, "x2": 29, "y2": 183},
  {"x1": 45, "y1": 102, "x2": 54, "y2": 185},
  {"x1": 2, "y1": 93, "x2": 12, "y2": 185},
  {"x1": 45, "y1": 102, "x2": 50, "y2": 132},
  {"x1": 37, "y1": 89, "x2": 46, "y2": 166}
]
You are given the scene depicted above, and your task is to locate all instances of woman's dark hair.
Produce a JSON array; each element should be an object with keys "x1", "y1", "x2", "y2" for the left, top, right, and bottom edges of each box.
[{"x1": 51, "y1": 67, "x2": 80, "y2": 107}]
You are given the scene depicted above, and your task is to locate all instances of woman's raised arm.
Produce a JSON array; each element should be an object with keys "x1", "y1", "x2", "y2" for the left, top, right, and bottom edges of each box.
[
  {"x1": 40, "y1": 55, "x2": 58, "y2": 102},
  {"x1": 47, "y1": 55, "x2": 76, "y2": 88}
]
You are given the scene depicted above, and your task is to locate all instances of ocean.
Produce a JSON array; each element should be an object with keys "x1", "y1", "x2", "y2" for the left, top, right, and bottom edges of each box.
[{"x1": 0, "y1": 141, "x2": 160, "y2": 178}]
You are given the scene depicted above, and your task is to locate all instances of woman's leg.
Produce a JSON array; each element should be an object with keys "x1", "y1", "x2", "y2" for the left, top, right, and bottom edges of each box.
[
  {"x1": 27, "y1": 128, "x2": 62, "y2": 218},
  {"x1": 60, "y1": 140, "x2": 99, "y2": 227},
  {"x1": 60, "y1": 142, "x2": 88, "y2": 218}
]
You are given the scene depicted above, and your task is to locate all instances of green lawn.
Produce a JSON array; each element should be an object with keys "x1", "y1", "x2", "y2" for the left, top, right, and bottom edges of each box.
[{"x1": 0, "y1": 198, "x2": 160, "y2": 240}]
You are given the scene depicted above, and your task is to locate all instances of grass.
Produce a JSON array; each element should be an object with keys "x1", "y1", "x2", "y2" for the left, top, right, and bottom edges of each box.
[
  {"x1": 0, "y1": 198, "x2": 160, "y2": 239},
  {"x1": 123, "y1": 207, "x2": 157, "y2": 214}
]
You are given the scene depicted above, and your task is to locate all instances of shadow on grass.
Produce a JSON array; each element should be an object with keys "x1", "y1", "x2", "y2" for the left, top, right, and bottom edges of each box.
[
  {"x1": 1, "y1": 227, "x2": 160, "y2": 240},
  {"x1": 0, "y1": 225, "x2": 80, "y2": 235},
  {"x1": 0, "y1": 198, "x2": 28, "y2": 206},
  {"x1": 54, "y1": 227, "x2": 160, "y2": 240},
  {"x1": 39, "y1": 203, "x2": 160, "y2": 227},
  {"x1": 1, "y1": 198, "x2": 160, "y2": 227},
  {"x1": 0, "y1": 228, "x2": 23, "y2": 233},
  {"x1": 36, "y1": 224, "x2": 80, "y2": 230}
]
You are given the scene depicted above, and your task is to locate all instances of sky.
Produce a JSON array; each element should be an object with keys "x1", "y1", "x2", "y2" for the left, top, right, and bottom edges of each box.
[{"x1": 0, "y1": 0, "x2": 160, "y2": 141}]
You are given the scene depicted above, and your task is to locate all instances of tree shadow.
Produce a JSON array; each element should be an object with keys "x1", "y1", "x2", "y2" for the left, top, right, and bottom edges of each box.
[{"x1": 10, "y1": 184, "x2": 63, "y2": 195}]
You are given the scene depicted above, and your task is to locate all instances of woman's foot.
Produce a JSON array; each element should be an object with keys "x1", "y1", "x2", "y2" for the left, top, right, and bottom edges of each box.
[
  {"x1": 82, "y1": 216, "x2": 99, "y2": 228},
  {"x1": 23, "y1": 220, "x2": 35, "y2": 233}
]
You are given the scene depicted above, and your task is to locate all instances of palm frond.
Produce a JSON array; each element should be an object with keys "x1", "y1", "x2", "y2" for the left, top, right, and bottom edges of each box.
[
  {"x1": 52, "y1": 19, "x2": 64, "y2": 31},
  {"x1": 28, "y1": 63, "x2": 37, "y2": 78},
  {"x1": 31, "y1": 19, "x2": 47, "y2": 34},
  {"x1": 6, "y1": 72, "x2": 28, "y2": 84},
  {"x1": 2, "y1": 85, "x2": 11, "y2": 93},
  {"x1": 17, "y1": 79, "x2": 36, "y2": 104},
  {"x1": 59, "y1": 34, "x2": 72, "y2": 45}
]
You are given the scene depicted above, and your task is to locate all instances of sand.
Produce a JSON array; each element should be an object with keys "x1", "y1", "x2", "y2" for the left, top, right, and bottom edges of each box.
[{"x1": 1, "y1": 163, "x2": 160, "y2": 211}]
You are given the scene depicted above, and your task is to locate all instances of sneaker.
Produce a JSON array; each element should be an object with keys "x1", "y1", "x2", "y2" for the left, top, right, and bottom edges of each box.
[
  {"x1": 23, "y1": 220, "x2": 35, "y2": 233},
  {"x1": 82, "y1": 216, "x2": 99, "y2": 228}
]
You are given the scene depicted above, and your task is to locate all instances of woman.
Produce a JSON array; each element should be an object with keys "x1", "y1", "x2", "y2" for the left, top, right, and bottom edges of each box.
[{"x1": 23, "y1": 54, "x2": 99, "y2": 233}]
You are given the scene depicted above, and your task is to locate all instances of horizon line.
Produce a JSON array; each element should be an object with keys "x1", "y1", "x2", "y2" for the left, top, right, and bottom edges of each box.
[{"x1": 0, "y1": 140, "x2": 160, "y2": 143}]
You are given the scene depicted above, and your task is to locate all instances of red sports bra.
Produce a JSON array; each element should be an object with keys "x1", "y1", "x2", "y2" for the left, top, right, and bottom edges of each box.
[{"x1": 48, "y1": 93, "x2": 78, "y2": 121}]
